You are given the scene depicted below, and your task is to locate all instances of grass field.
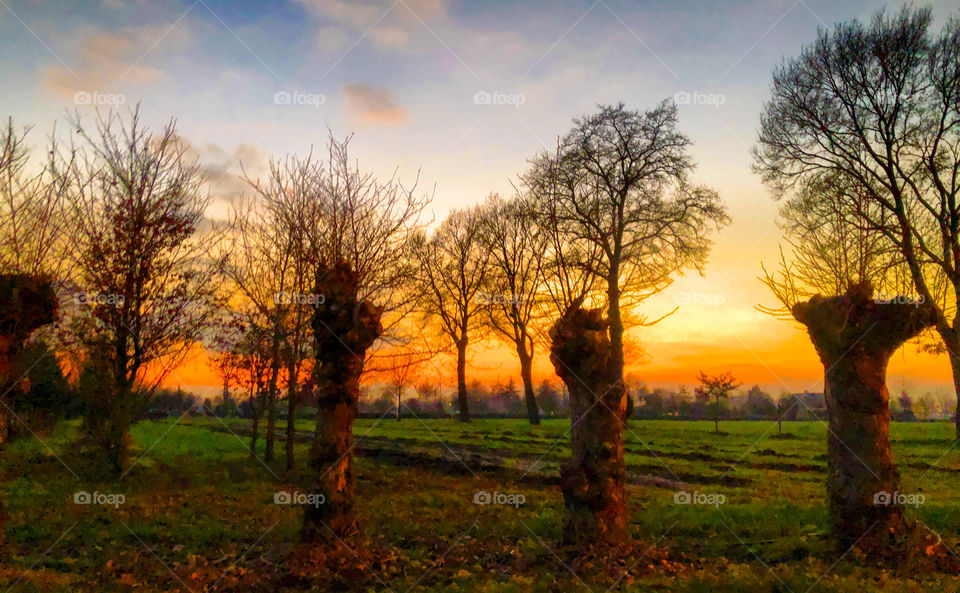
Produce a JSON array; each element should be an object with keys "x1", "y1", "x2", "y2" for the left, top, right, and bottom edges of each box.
[{"x1": 3, "y1": 417, "x2": 960, "y2": 591}]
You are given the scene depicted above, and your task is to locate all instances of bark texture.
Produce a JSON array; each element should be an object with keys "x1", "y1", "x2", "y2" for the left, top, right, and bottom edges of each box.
[
  {"x1": 549, "y1": 306, "x2": 628, "y2": 548},
  {"x1": 301, "y1": 261, "x2": 382, "y2": 545},
  {"x1": 793, "y1": 283, "x2": 948, "y2": 562}
]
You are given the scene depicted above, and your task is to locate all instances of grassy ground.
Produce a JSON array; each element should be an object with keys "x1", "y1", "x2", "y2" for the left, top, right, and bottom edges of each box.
[{"x1": 2, "y1": 416, "x2": 960, "y2": 591}]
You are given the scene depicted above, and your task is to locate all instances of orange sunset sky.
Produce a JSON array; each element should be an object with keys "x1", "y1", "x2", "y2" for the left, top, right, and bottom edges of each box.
[{"x1": 3, "y1": 0, "x2": 958, "y2": 401}]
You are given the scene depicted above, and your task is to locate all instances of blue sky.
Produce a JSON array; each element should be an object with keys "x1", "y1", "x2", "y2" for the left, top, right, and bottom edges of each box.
[{"x1": 3, "y1": 0, "x2": 960, "y2": 394}]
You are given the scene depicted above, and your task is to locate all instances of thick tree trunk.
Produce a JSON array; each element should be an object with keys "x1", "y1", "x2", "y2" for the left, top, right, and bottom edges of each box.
[
  {"x1": 456, "y1": 338, "x2": 470, "y2": 423},
  {"x1": 518, "y1": 346, "x2": 540, "y2": 425},
  {"x1": 301, "y1": 261, "x2": 382, "y2": 546},
  {"x1": 793, "y1": 283, "x2": 948, "y2": 560},
  {"x1": 549, "y1": 306, "x2": 628, "y2": 549}
]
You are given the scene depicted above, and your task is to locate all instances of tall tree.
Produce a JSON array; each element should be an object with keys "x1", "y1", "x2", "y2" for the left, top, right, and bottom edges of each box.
[
  {"x1": 759, "y1": 162, "x2": 951, "y2": 563},
  {"x1": 527, "y1": 102, "x2": 729, "y2": 547},
  {"x1": 411, "y1": 207, "x2": 490, "y2": 423},
  {"x1": 526, "y1": 102, "x2": 729, "y2": 386},
  {"x1": 230, "y1": 154, "x2": 319, "y2": 471},
  {"x1": 754, "y1": 6, "x2": 960, "y2": 437},
  {"x1": 55, "y1": 107, "x2": 224, "y2": 473},
  {"x1": 295, "y1": 134, "x2": 427, "y2": 547},
  {"x1": 478, "y1": 194, "x2": 545, "y2": 424}
]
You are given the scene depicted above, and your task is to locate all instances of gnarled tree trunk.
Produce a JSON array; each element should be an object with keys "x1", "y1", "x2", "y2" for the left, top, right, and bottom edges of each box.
[
  {"x1": 793, "y1": 283, "x2": 949, "y2": 562},
  {"x1": 301, "y1": 261, "x2": 382, "y2": 545},
  {"x1": 549, "y1": 306, "x2": 628, "y2": 549}
]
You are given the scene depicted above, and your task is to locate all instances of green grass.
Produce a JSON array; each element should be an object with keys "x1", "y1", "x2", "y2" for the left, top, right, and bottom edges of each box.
[{"x1": 2, "y1": 417, "x2": 959, "y2": 591}]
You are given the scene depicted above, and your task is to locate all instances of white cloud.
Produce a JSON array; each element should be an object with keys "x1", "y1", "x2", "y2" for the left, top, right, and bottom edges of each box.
[{"x1": 342, "y1": 83, "x2": 408, "y2": 125}]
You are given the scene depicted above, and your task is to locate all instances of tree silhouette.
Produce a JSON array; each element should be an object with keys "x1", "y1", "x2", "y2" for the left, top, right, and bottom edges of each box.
[
  {"x1": 694, "y1": 371, "x2": 739, "y2": 433},
  {"x1": 54, "y1": 107, "x2": 224, "y2": 473},
  {"x1": 410, "y1": 206, "x2": 490, "y2": 423},
  {"x1": 755, "y1": 6, "x2": 960, "y2": 438},
  {"x1": 478, "y1": 193, "x2": 545, "y2": 424},
  {"x1": 526, "y1": 101, "x2": 729, "y2": 549}
]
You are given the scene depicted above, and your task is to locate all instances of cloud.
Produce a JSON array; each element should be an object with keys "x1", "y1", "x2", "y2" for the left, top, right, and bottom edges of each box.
[
  {"x1": 176, "y1": 139, "x2": 270, "y2": 215},
  {"x1": 368, "y1": 27, "x2": 409, "y2": 48},
  {"x1": 296, "y1": 0, "x2": 449, "y2": 51},
  {"x1": 313, "y1": 25, "x2": 353, "y2": 54},
  {"x1": 41, "y1": 25, "x2": 192, "y2": 99},
  {"x1": 341, "y1": 84, "x2": 408, "y2": 125}
]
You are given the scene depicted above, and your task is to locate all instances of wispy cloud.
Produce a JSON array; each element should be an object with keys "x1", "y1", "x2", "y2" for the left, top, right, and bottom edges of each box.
[
  {"x1": 342, "y1": 83, "x2": 408, "y2": 125},
  {"x1": 41, "y1": 24, "x2": 192, "y2": 98}
]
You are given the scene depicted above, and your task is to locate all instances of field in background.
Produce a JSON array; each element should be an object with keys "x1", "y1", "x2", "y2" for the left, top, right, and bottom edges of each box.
[{"x1": 3, "y1": 418, "x2": 959, "y2": 591}]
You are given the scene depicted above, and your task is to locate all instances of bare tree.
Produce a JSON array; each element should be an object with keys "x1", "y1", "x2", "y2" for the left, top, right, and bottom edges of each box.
[
  {"x1": 230, "y1": 154, "x2": 320, "y2": 471},
  {"x1": 694, "y1": 371, "x2": 739, "y2": 433},
  {"x1": 0, "y1": 118, "x2": 65, "y2": 446},
  {"x1": 754, "y1": 6, "x2": 960, "y2": 437},
  {"x1": 206, "y1": 307, "x2": 272, "y2": 455},
  {"x1": 0, "y1": 118, "x2": 68, "y2": 278},
  {"x1": 376, "y1": 345, "x2": 436, "y2": 421},
  {"x1": 478, "y1": 193, "x2": 545, "y2": 424},
  {"x1": 758, "y1": 169, "x2": 951, "y2": 562},
  {"x1": 410, "y1": 206, "x2": 490, "y2": 423},
  {"x1": 527, "y1": 102, "x2": 729, "y2": 378},
  {"x1": 54, "y1": 107, "x2": 224, "y2": 473},
  {"x1": 295, "y1": 134, "x2": 428, "y2": 547},
  {"x1": 527, "y1": 102, "x2": 729, "y2": 548}
]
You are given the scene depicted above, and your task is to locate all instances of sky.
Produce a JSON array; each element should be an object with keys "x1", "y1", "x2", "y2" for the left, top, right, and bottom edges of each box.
[{"x1": 2, "y1": 0, "x2": 959, "y2": 400}]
